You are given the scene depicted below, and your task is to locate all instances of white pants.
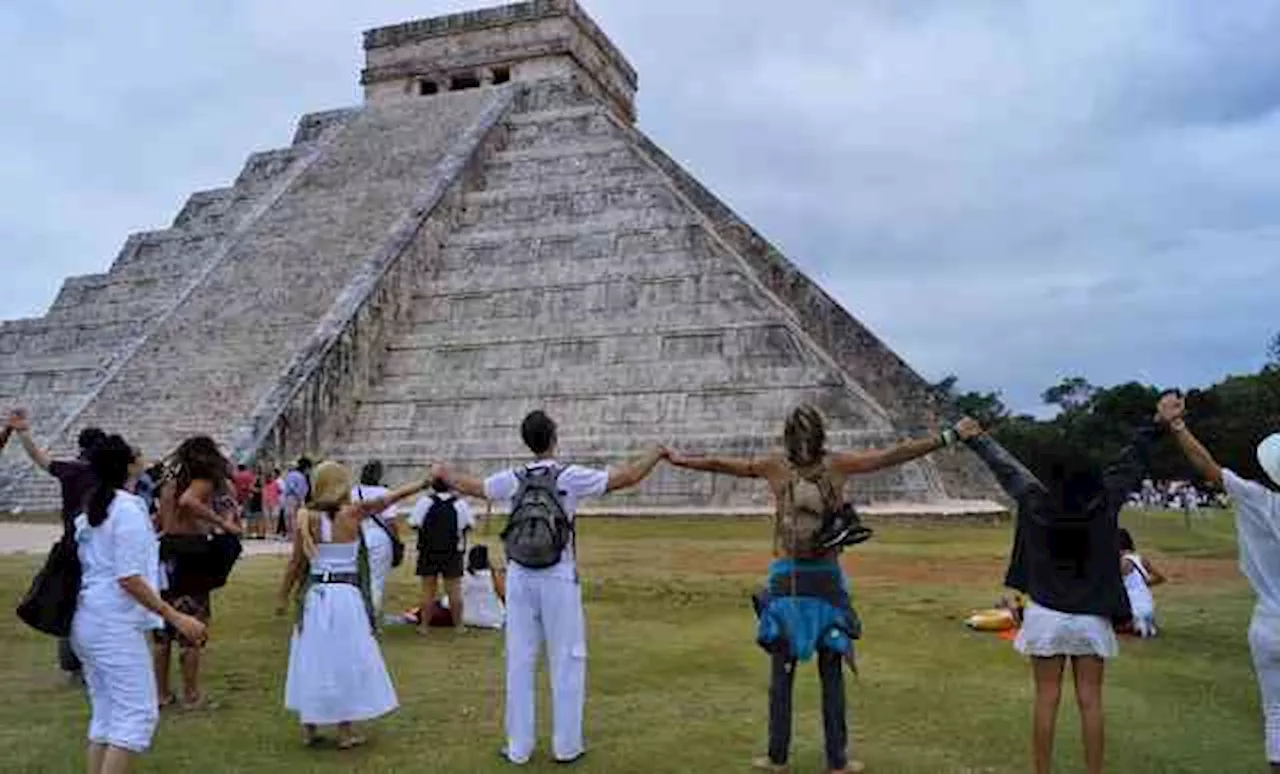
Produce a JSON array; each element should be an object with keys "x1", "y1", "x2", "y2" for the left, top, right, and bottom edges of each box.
[
  {"x1": 504, "y1": 568, "x2": 587, "y2": 763},
  {"x1": 71, "y1": 613, "x2": 159, "y2": 753},
  {"x1": 1250, "y1": 608, "x2": 1280, "y2": 763}
]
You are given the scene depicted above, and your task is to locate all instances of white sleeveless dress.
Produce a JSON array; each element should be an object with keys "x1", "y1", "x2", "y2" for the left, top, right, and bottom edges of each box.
[
  {"x1": 461, "y1": 569, "x2": 505, "y2": 629},
  {"x1": 284, "y1": 516, "x2": 399, "y2": 724}
]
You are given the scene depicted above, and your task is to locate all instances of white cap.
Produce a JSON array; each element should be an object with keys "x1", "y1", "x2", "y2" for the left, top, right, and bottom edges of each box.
[{"x1": 1259, "y1": 433, "x2": 1280, "y2": 488}]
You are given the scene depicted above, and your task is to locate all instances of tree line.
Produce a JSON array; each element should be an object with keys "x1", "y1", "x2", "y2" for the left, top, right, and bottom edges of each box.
[{"x1": 936, "y1": 333, "x2": 1280, "y2": 486}]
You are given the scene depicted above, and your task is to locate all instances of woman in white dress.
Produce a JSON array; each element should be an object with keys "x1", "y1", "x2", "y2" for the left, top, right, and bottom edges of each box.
[
  {"x1": 71, "y1": 435, "x2": 207, "y2": 774},
  {"x1": 279, "y1": 461, "x2": 429, "y2": 749},
  {"x1": 350, "y1": 460, "x2": 402, "y2": 615},
  {"x1": 1118, "y1": 529, "x2": 1166, "y2": 638}
]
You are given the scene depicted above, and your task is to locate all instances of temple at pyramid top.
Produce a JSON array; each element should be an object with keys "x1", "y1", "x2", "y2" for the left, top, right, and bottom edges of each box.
[
  {"x1": 361, "y1": 0, "x2": 638, "y2": 122},
  {"x1": 0, "y1": 0, "x2": 1004, "y2": 516}
]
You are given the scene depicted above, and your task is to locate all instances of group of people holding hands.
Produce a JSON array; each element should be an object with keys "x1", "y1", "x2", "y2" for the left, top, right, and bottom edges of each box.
[{"x1": 4, "y1": 387, "x2": 1280, "y2": 774}]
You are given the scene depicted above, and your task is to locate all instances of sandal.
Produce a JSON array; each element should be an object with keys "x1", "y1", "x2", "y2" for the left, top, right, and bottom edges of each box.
[
  {"x1": 158, "y1": 693, "x2": 178, "y2": 711},
  {"x1": 180, "y1": 695, "x2": 221, "y2": 712}
]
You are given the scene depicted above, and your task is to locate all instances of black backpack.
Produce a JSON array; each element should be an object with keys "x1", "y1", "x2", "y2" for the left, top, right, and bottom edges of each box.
[
  {"x1": 419, "y1": 494, "x2": 460, "y2": 556},
  {"x1": 502, "y1": 465, "x2": 571, "y2": 569}
]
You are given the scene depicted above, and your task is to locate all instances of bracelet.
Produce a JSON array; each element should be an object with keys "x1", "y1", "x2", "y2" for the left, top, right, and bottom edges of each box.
[{"x1": 940, "y1": 428, "x2": 958, "y2": 448}]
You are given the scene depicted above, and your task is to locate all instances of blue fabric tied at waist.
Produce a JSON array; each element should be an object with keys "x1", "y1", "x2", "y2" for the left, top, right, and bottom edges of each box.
[{"x1": 754, "y1": 558, "x2": 861, "y2": 663}]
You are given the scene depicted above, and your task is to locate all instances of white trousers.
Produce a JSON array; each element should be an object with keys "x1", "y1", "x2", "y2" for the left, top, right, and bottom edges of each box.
[
  {"x1": 71, "y1": 613, "x2": 159, "y2": 753},
  {"x1": 504, "y1": 569, "x2": 587, "y2": 763},
  {"x1": 1250, "y1": 608, "x2": 1280, "y2": 763}
]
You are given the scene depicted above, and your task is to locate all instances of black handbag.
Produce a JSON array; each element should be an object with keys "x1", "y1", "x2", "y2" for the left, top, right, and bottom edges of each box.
[{"x1": 17, "y1": 533, "x2": 82, "y2": 638}]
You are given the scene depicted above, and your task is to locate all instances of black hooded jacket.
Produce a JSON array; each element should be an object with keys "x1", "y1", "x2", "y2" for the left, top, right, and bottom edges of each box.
[{"x1": 965, "y1": 425, "x2": 1159, "y2": 620}]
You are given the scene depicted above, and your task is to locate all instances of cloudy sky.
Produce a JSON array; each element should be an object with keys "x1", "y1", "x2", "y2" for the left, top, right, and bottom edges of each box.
[{"x1": 1, "y1": 0, "x2": 1277, "y2": 413}]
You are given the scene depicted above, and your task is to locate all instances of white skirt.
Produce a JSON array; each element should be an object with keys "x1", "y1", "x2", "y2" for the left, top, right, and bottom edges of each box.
[
  {"x1": 285, "y1": 583, "x2": 399, "y2": 725},
  {"x1": 1015, "y1": 602, "x2": 1119, "y2": 659}
]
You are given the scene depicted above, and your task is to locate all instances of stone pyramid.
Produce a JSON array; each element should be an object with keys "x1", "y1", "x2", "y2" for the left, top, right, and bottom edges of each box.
[{"x1": 0, "y1": 0, "x2": 1002, "y2": 515}]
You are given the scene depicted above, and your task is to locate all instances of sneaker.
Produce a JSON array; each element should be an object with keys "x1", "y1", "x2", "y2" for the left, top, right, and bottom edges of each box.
[
  {"x1": 555, "y1": 751, "x2": 587, "y2": 765},
  {"x1": 815, "y1": 519, "x2": 873, "y2": 551}
]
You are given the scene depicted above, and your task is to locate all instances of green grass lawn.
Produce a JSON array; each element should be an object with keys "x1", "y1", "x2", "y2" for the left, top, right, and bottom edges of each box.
[{"x1": 0, "y1": 509, "x2": 1261, "y2": 773}]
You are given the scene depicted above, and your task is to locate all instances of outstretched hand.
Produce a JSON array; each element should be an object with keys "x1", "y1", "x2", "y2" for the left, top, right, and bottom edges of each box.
[
  {"x1": 1155, "y1": 392, "x2": 1185, "y2": 426},
  {"x1": 954, "y1": 416, "x2": 984, "y2": 441},
  {"x1": 5, "y1": 409, "x2": 29, "y2": 432}
]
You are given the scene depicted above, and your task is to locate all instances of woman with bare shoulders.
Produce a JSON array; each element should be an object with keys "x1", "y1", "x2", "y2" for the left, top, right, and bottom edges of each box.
[
  {"x1": 153, "y1": 436, "x2": 241, "y2": 712},
  {"x1": 668, "y1": 404, "x2": 959, "y2": 774},
  {"x1": 277, "y1": 461, "x2": 431, "y2": 749}
]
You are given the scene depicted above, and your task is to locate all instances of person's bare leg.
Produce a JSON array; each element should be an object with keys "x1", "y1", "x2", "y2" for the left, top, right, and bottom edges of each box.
[
  {"x1": 180, "y1": 647, "x2": 201, "y2": 705},
  {"x1": 1032, "y1": 656, "x2": 1066, "y2": 774},
  {"x1": 86, "y1": 742, "x2": 106, "y2": 774},
  {"x1": 99, "y1": 746, "x2": 134, "y2": 774},
  {"x1": 444, "y1": 577, "x2": 464, "y2": 630},
  {"x1": 417, "y1": 576, "x2": 439, "y2": 635},
  {"x1": 152, "y1": 641, "x2": 171, "y2": 705},
  {"x1": 1072, "y1": 656, "x2": 1106, "y2": 774}
]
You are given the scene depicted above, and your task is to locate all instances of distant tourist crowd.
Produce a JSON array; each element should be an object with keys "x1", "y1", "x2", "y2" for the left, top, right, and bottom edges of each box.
[{"x1": 2, "y1": 390, "x2": 1279, "y2": 774}]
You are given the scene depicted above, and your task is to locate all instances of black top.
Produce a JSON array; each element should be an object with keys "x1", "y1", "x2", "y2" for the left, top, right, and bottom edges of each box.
[
  {"x1": 48, "y1": 459, "x2": 97, "y2": 533},
  {"x1": 966, "y1": 425, "x2": 1158, "y2": 620}
]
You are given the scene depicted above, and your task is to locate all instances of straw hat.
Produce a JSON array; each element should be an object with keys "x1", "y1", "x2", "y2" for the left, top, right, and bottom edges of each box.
[
  {"x1": 1259, "y1": 433, "x2": 1280, "y2": 488},
  {"x1": 307, "y1": 461, "x2": 353, "y2": 511}
]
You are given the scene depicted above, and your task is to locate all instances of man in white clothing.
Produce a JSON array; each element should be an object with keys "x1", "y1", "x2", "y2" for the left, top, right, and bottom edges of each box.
[
  {"x1": 434, "y1": 410, "x2": 665, "y2": 765},
  {"x1": 1158, "y1": 392, "x2": 1280, "y2": 772}
]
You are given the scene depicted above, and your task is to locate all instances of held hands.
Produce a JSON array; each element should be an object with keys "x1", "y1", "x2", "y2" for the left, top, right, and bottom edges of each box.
[
  {"x1": 5, "y1": 409, "x2": 29, "y2": 432},
  {"x1": 1155, "y1": 391, "x2": 1186, "y2": 427},
  {"x1": 954, "y1": 416, "x2": 984, "y2": 441}
]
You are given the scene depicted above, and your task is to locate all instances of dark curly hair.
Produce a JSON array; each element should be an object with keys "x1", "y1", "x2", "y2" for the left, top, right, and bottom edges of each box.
[
  {"x1": 783, "y1": 404, "x2": 826, "y2": 468},
  {"x1": 169, "y1": 435, "x2": 231, "y2": 495}
]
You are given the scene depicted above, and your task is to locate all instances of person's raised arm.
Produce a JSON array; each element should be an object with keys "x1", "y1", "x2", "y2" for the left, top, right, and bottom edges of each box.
[
  {"x1": 354, "y1": 475, "x2": 430, "y2": 518},
  {"x1": 178, "y1": 479, "x2": 241, "y2": 535},
  {"x1": 1156, "y1": 392, "x2": 1223, "y2": 489},
  {"x1": 829, "y1": 430, "x2": 956, "y2": 475},
  {"x1": 667, "y1": 451, "x2": 765, "y2": 480},
  {"x1": 430, "y1": 464, "x2": 486, "y2": 499},
  {"x1": 955, "y1": 417, "x2": 1048, "y2": 503},
  {"x1": 9, "y1": 412, "x2": 51, "y2": 471},
  {"x1": 606, "y1": 445, "x2": 667, "y2": 493}
]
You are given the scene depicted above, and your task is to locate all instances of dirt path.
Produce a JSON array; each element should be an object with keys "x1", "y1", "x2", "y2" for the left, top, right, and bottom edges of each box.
[{"x1": 0, "y1": 523, "x2": 289, "y2": 557}]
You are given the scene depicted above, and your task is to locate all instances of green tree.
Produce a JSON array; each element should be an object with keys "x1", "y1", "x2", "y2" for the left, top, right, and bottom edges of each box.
[{"x1": 1041, "y1": 376, "x2": 1098, "y2": 414}]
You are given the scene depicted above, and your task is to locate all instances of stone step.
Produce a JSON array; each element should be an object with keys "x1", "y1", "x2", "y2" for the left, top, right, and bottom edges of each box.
[
  {"x1": 291, "y1": 108, "x2": 359, "y2": 146},
  {"x1": 486, "y1": 138, "x2": 630, "y2": 165},
  {"x1": 380, "y1": 324, "x2": 812, "y2": 378},
  {"x1": 502, "y1": 106, "x2": 614, "y2": 153},
  {"x1": 464, "y1": 172, "x2": 667, "y2": 205},
  {"x1": 391, "y1": 314, "x2": 795, "y2": 353},
  {"x1": 504, "y1": 105, "x2": 603, "y2": 126},
  {"x1": 458, "y1": 179, "x2": 682, "y2": 229},
  {"x1": 0, "y1": 353, "x2": 105, "y2": 376},
  {"x1": 363, "y1": 361, "x2": 841, "y2": 402},
  {"x1": 332, "y1": 424, "x2": 891, "y2": 460},
  {"x1": 171, "y1": 188, "x2": 238, "y2": 231},
  {"x1": 436, "y1": 221, "x2": 701, "y2": 273},
  {"x1": 446, "y1": 210, "x2": 698, "y2": 247}
]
